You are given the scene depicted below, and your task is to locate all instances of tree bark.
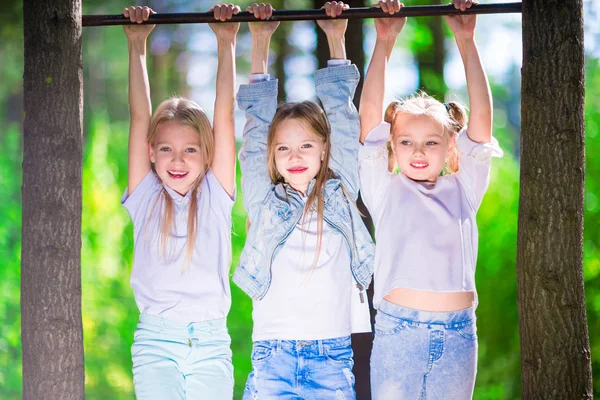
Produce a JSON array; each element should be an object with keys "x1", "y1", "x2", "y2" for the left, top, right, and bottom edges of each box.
[
  {"x1": 414, "y1": 0, "x2": 446, "y2": 100},
  {"x1": 22, "y1": 1, "x2": 85, "y2": 399},
  {"x1": 518, "y1": 0, "x2": 592, "y2": 398},
  {"x1": 314, "y1": 1, "x2": 372, "y2": 398},
  {"x1": 274, "y1": 21, "x2": 289, "y2": 102}
]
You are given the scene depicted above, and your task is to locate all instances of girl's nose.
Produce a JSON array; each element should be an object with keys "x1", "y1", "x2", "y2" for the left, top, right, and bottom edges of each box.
[{"x1": 172, "y1": 151, "x2": 184, "y2": 163}]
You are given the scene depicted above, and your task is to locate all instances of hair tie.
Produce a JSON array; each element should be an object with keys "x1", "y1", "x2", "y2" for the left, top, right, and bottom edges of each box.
[{"x1": 444, "y1": 103, "x2": 451, "y2": 113}]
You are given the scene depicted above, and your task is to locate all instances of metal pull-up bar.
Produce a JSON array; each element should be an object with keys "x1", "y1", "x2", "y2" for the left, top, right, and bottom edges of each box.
[{"x1": 82, "y1": 2, "x2": 522, "y2": 27}]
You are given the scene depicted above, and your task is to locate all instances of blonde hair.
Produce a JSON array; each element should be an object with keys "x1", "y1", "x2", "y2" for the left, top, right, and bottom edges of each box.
[
  {"x1": 147, "y1": 97, "x2": 214, "y2": 271},
  {"x1": 384, "y1": 92, "x2": 467, "y2": 174},
  {"x1": 267, "y1": 101, "x2": 336, "y2": 272}
]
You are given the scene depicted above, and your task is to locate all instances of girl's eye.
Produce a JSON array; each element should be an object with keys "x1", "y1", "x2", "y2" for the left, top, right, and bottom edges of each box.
[
  {"x1": 301, "y1": 143, "x2": 313, "y2": 149},
  {"x1": 400, "y1": 140, "x2": 411, "y2": 146},
  {"x1": 426, "y1": 141, "x2": 438, "y2": 146},
  {"x1": 159, "y1": 146, "x2": 171, "y2": 152},
  {"x1": 277, "y1": 146, "x2": 288, "y2": 151},
  {"x1": 185, "y1": 148, "x2": 197, "y2": 153}
]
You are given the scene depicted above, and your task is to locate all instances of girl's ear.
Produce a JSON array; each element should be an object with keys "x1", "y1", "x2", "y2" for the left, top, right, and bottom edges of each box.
[
  {"x1": 321, "y1": 150, "x2": 325, "y2": 161},
  {"x1": 149, "y1": 143, "x2": 155, "y2": 163}
]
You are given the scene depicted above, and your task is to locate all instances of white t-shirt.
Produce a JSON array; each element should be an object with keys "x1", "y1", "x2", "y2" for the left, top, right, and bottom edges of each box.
[
  {"x1": 252, "y1": 194, "x2": 372, "y2": 341},
  {"x1": 359, "y1": 122, "x2": 503, "y2": 309},
  {"x1": 122, "y1": 170, "x2": 234, "y2": 323}
]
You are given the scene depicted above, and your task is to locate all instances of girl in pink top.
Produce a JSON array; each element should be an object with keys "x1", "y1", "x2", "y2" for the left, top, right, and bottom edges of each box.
[{"x1": 359, "y1": 1, "x2": 503, "y2": 398}]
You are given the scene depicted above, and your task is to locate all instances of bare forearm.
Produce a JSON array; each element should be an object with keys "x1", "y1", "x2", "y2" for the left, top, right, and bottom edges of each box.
[
  {"x1": 359, "y1": 37, "x2": 395, "y2": 142},
  {"x1": 214, "y1": 38, "x2": 236, "y2": 120},
  {"x1": 456, "y1": 37, "x2": 492, "y2": 142},
  {"x1": 251, "y1": 35, "x2": 272, "y2": 75},
  {"x1": 327, "y1": 35, "x2": 346, "y2": 60},
  {"x1": 128, "y1": 39, "x2": 152, "y2": 123}
]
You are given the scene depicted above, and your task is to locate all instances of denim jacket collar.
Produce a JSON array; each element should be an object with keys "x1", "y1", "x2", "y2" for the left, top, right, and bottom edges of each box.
[{"x1": 276, "y1": 179, "x2": 340, "y2": 205}]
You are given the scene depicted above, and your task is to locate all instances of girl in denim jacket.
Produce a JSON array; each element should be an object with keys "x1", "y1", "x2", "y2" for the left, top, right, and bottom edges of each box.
[
  {"x1": 234, "y1": 2, "x2": 375, "y2": 398},
  {"x1": 359, "y1": 1, "x2": 503, "y2": 399},
  {"x1": 121, "y1": 5, "x2": 239, "y2": 399}
]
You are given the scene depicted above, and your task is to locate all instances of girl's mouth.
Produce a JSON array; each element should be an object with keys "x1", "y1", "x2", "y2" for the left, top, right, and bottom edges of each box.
[
  {"x1": 287, "y1": 167, "x2": 308, "y2": 174},
  {"x1": 168, "y1": 170, "x2": 189, "y2": 179},
  {"x1": 410, "y1": 162, "x2": 429, "y2": 169}
]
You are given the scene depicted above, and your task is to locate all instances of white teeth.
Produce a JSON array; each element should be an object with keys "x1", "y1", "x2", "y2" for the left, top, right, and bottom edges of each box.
[{"x1": 169, "y1": 171, "x2": 187, "y2": 176}]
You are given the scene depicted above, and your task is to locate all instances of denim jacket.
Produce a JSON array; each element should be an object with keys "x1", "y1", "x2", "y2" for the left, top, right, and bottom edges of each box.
[{"x1": 233, "y1": 64, "x2": 375, "y2": 301}]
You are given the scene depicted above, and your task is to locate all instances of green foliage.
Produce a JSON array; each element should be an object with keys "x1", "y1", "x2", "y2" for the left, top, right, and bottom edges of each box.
[
  {"x1": 584, "y1": 57, "x2": 600, "y2": 396},
  {"x1": 0, "y1": 124, "x2": 23, "y2": 399}
]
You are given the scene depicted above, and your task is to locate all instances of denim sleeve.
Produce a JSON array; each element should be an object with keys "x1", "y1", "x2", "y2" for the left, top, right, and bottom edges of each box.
[
  {"x1": 315, "y1": 64, "x2": 361, "y2": 199},
  {"x1": 237, "y1": 79, "x2": 278, "y2": 223}
]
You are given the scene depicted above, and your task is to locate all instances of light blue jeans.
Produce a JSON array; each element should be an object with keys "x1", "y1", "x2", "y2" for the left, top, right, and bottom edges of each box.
[
  {"x1": 131, "y1": 313, "x2": 233, "y2": 399},
  {"x1": 371, "y1": 300, "x2": 478, "y2": 400},
  {"x1": 243, "y1": 336, "x2": 356, "y2": 399}
]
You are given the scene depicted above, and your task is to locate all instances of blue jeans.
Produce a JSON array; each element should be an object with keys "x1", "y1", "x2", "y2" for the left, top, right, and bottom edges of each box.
[
  {"x1": 131, "y1": 313, "x2": 233, "y2": 399},
  {"x1": 243, "y1": 336, "x2": 356, "y2": 399},
  {"x1": 371, "y1": 300, "x2": 478, "y2": 400}
]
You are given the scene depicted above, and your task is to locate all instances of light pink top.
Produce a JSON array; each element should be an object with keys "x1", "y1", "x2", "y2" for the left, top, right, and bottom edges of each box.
[
  {"x1": 359, "y1": 122, "x2": 503, "y2": 308},
  {"x1": 122, "y1": 170, "x2": 234, "y2": 323}
]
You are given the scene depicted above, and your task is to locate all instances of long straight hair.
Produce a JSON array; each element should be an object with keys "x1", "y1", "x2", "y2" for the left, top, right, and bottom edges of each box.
[
  {"x1": 384, "y1": 92, "x2": 468, "y2": 174},
  {"x1": 266, "y1": 101, "x2": 336, "y2": 272},
  {"x1": 146, "y1": 97, "x2": 214, "y2": 271}
]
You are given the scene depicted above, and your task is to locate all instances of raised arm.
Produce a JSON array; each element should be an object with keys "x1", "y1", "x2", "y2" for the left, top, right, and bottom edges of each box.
[
  {"x1": 446, "y1": 0, "x2": 492, "y2": 143},
  {"x1": 208, "y1": 4, "x2": 241, "y2": 198},
  {"x1": 123, "y1": 6, "x2": 155, "y2": 195},
  {"x1": 237, "y1": 4, "x2": 280, "y2": 222},
  {"x1": 315, "y1": 2, "x2": 362, "y2": 197},
  {"x1": 359, "y1": 1, "x2": 406, "y2": 143},
  {"x1": 316, "y1": 1, "x2": 349, "y2": 60}
]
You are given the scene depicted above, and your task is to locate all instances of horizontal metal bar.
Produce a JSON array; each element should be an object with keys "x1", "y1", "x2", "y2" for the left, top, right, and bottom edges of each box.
[{"x1": 83, "y1": 3, "x2": 522, "y2": 27}]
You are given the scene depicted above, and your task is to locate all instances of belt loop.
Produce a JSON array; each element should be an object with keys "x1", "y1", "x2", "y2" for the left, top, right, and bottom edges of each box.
[
  {"x1": 318, "y1": 340, "x2": 324, "y2": 356},
  {"x1": 276, "y1": 340, "x2": 282, "y2": 353}
]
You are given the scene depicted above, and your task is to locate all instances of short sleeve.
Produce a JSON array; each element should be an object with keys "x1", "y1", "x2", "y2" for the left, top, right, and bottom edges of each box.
[
  {"x1": 203, "y1": 170, "x2": 235, "y2": 220},
  {"x1": 358, "y1": 122, "x2": 393, "y2": 218},
  {"x1": 455, "y1": 128, "x2": 504, "y2": 210},
  {"x1": 121, "y1": 170, "x2": 160, "y2": 223}
]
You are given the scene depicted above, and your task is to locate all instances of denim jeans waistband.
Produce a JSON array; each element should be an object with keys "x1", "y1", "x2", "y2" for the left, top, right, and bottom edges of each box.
[
  {"x1": 378, "y1": 299, "x2": 475, "y2": 328},
  {"x1": 138, "y1": 313, "x2": 227, "y2": 333},
  {"x1": 254, "y1": 335, "x2": 351, "y2": 356}
]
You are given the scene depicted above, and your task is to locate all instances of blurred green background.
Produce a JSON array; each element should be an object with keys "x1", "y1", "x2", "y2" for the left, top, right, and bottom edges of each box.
[{"x1": 1, "y1": 0, "x2": 599, "y2": 398}]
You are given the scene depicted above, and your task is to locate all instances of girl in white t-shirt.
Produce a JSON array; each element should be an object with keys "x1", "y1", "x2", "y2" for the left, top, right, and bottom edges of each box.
[
  {"x1": 233, "y1": 2, "x2": 375, "y2": 399},
  {"x1": 359, "y1": 1, "x2": 503, "y2": 398},
  {"x1": 120, "y1": 5, "x2": 239, "y2": 399}
]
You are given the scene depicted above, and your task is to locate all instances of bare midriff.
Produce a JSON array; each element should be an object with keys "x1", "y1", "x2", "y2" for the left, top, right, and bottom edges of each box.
[{"x1": 384, "y1": 288, "x2": 475, "y2": 312}]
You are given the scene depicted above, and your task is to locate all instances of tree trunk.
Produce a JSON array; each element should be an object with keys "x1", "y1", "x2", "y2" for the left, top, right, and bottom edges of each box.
[
  {"x1": 413, "y1": 0, "x2": 446, "y2": 100},
  {"x1": 518, "y1": 0, "x2": 592, "y2": 398},
  {"x1": 22, "y1": 1, "x2": 85, "y2": 399},
  {"x1": 314, "y1": 1, "x2": 372, "y2": 398},
  {"x1": 274, "y1": 21, "x2": 289, "y2": 102}
]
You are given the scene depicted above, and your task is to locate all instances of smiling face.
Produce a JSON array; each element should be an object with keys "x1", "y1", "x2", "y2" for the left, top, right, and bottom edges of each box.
[
  {"x1": 272, "y1": 118, "x2": 325, "y2": 194},
  {"x1": 149, "y1": 120, "x2": 204, "y2": 195},
  {"x1": 390, "y1": 112, "x2": 456, "y2": 183}
]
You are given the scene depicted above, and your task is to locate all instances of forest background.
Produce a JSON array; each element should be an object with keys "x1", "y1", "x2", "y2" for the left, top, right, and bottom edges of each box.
[{"x1": 1, "y1": 0, "x2": 600, "y2": 398}]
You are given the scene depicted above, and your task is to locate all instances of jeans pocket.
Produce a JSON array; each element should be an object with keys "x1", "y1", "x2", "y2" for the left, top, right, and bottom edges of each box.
[
  {"x1": 251, "y1": 342, "x2": 275, "y2": 363},
  {"x1": 455, "y1": 320, "x2": 478, "y2": 341},
  {"x1": 324, "y1": 344, "x2": 354, "y2": 366},
  {"x1": 374, "y1": 312, "x2": 407, "y2": 335}
]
